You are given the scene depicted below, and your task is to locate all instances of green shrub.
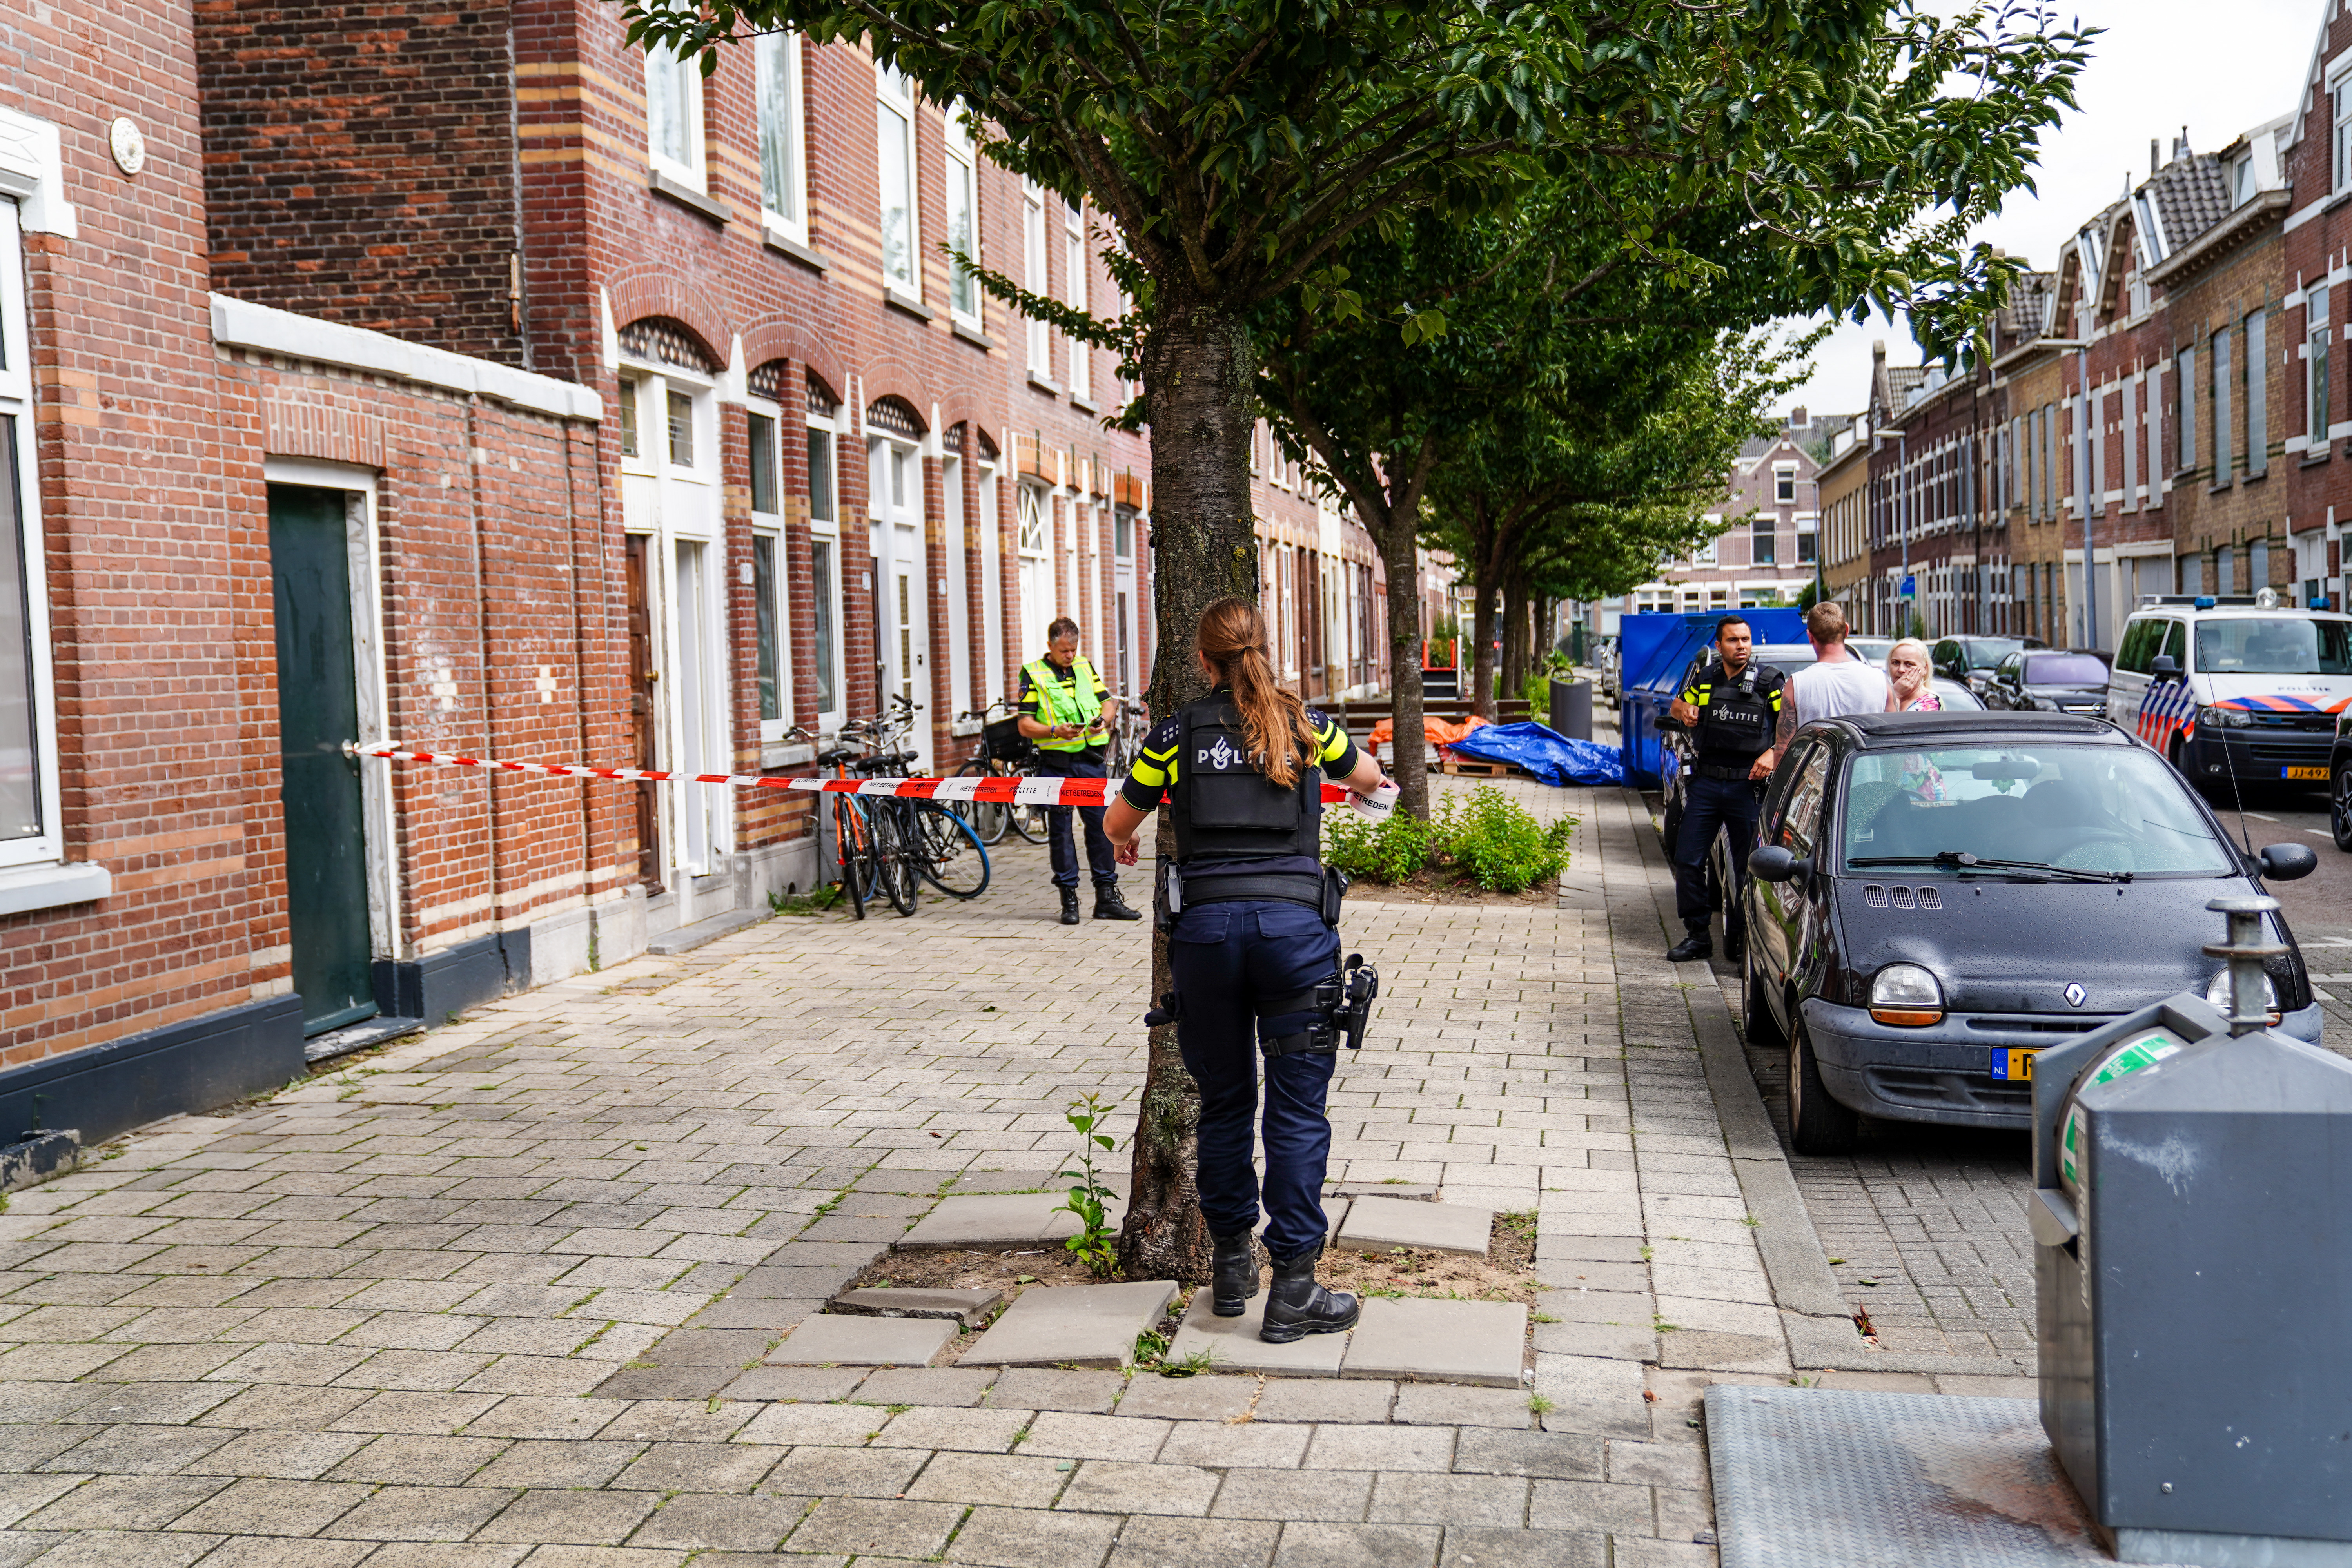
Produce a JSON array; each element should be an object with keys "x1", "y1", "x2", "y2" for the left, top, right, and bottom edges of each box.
[
  {"x1": 1325, "y1": 806, "x2": 1434, "y2": 884},
  {"x1": 1429, "y1": 786, "x2": 1574, "y2": 893}
]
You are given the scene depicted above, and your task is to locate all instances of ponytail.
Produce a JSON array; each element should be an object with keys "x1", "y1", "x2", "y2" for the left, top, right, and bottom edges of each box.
[{"x1": 1198, "y1": 597, "x2": 1314, "y2": 788}]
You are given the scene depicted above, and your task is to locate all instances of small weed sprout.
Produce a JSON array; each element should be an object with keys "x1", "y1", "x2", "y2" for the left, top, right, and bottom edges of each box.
[{"x1": 1054, "y1": 1094, "x2": 1123, "y2": 1278}]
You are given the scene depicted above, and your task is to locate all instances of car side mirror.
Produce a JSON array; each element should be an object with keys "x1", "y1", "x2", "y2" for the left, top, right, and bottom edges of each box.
[
  {"x1": 1749, "y1": 846, "x2": 1810, "y2": 883},
  {"x1": 2258, "y1": 843, "x2": 2318, "y2": 882},
  {"x1": 2150, "y1": 655, "x2": 2180, "y2": 680}
]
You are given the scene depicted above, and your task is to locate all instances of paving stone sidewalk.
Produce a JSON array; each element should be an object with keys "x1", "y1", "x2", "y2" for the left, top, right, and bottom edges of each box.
[{"x1": 0, "y1": 777, "x2": 2028, "y2": 1568}]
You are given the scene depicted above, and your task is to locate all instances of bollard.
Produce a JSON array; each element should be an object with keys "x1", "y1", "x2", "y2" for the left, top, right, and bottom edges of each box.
[{"x1": 2030, "y1": 896, "x2": 2352, "y2": 1563}]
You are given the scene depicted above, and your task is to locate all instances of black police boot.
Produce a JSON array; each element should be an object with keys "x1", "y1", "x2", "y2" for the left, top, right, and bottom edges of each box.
[
  {"x1": 1723, "y1": 929, "x2": 1746, "y2": 964},
  {"x1": 1666, "y1": 929, "x2": 1711, "y2": 963},
  {"x1": 1058, "y1": 889, "x2": 1081, "y2": 925},
  {"x1": 1093, "y1": 884, "x2": 1142, "y2": 921},
  {"x1": 1211, "y1": 1231, "x2": 1259, "y2": 1317},
  {"x1": 1259, "y1": 1245, "x2": 1360, "y2": 1343}
]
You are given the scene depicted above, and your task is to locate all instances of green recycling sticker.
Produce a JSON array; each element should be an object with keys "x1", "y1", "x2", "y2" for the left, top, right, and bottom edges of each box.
[{"x1": 2058, "y1": 1032, "x2": 2184, "y2": 1195}]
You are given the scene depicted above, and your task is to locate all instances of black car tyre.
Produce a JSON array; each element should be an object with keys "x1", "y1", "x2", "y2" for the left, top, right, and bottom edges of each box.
[
  {"x1": 1787, "y1": 1018, "x2": 1859, "y2": 1156},
  {"x1": 2333, "y1": 766, "x2": 2352, "y2": 852},
  {"x1": 1742, "y1": 946, "x2": 1785, "y2": 1052}
]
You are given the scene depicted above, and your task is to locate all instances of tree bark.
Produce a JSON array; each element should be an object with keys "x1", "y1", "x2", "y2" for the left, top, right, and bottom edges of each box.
[
  {"x1": 1118, "y1": 296, "x2": 1259, "y2": 1287},
  {"x1": 1501, "y1": 572, "x2": 1530, "y2": 700},
  {"x1": 1378, "y1": 516, "x2": 1430, "y2": 820},
  {"x1": 1468, "y1": 501, "x2": 1501, "y2": 722}
]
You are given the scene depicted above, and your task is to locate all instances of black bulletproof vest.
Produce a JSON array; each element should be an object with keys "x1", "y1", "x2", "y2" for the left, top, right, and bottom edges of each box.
[
  {"x1": 1693, "y1": 661, "x2": 1779, "y2": 764},
  {"x1": 1169, "y1": 697, "x2": 1322, "y2": 864}
]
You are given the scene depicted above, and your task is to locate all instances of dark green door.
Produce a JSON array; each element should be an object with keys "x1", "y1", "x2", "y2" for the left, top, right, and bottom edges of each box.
[{"x1": 269, "y1": 485, "x2": 377, "y2": 1036}]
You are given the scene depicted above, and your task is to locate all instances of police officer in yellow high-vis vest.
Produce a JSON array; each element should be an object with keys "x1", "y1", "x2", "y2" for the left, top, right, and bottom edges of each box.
[{"x1": 1018, "y1": 617, "x2": 1143, "y2": 925}]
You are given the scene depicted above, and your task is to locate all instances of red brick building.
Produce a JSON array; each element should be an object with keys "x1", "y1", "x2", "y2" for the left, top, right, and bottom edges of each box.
[{"x1": 2, "y1": 0, "x2": 1387, "y2": 1142}]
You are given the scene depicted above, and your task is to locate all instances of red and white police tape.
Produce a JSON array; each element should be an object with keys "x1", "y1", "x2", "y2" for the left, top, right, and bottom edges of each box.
[{"x1": 348, "y1": 741, "x2": 1376, "y2": 809}]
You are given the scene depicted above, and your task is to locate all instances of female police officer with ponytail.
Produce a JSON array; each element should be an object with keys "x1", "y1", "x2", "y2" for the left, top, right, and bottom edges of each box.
[{"x1": 1102, "y1": 598, "x2": 1392, "y2": 1343}]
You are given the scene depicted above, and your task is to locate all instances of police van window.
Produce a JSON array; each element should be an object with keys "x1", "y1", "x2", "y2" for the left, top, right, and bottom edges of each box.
[
  {"x1": 1780, "y1": 746, "x2": 1831, "y2": 853},
  {"x1": 2162, "y1": 619, "x2": 2188, "y2": 668},
  {"x1": 2115, "y1": 619, "x2": 2162, "y2": 674},
  {"x1": 2193, "y1": 617, "x2": 2352, "y2": 675}
]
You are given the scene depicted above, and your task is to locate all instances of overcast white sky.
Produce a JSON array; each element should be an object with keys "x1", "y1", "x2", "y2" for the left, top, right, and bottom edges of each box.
[{"x1": 1780, "y1": 0, "x2": 2324, "y2": 417}]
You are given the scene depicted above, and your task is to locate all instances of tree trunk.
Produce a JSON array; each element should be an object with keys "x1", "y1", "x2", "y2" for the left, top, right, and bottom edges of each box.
[
  {"x1": 1469, "y1": 537, "x2": 1501, "y2": 722},
  {"x1": 1118, "y1": 297, "x2": 1259, "y2": 1287},
  {"x1": 1501, "y1": 573, "x2": 1530, "y2": 701},
  {"x1": 1379, "y1": 518, "x2": 1431, "y2": 820}
]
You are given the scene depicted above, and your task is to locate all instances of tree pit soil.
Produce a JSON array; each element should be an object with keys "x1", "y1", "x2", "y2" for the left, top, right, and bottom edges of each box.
[
  {"x1": 1344, "y1": 871, "x2": 1559, "y2": 907},
  {"x1": 1316, "y1": 1212, "x2": 1539, "y2": 1305}
]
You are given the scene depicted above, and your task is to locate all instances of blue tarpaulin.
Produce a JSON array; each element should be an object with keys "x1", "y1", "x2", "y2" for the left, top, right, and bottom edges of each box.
[{"x1": 1446, "y1": 722, "x2": 1623, "y2": 787}]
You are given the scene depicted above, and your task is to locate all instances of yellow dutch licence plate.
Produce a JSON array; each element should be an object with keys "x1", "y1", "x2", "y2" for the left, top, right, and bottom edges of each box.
[
  {"x1": 2282, "y1": 766, "x2": 2330, "y2": 781},
  {"x1": 1990, "y1": 1049, "x2": 2036, "y2": 1082}
]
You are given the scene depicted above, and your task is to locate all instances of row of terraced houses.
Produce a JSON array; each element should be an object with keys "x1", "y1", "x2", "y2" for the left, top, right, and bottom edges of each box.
[
  {"x1": 1816, "y1": 2, "x2": 2352, "y2": 647},
  {"x1": 0, "y1": 0, "x2": 1433, "y2": 1142}
]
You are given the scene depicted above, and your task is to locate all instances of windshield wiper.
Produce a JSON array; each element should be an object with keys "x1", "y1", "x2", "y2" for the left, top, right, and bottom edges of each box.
[{"x1": 1847, "y1": 852, "x2": 2132, "y2": 884}]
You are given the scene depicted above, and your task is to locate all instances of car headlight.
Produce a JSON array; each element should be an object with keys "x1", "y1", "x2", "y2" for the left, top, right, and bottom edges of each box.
[
  {"x1": 2204, "y1": 966, "x2": 2281, "y2": 1022},
  {"x1": 1869, "y1": 963, "x2": 1945, "y2": 1027},
  {"x1": 2199, "y1": 704, "x2": 2252, "y2": 728}
]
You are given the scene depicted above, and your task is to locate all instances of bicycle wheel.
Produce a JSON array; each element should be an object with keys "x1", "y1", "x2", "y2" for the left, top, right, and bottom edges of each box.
[
  {"x1": 911, "y1": 800, "x2": 991, "y2": 899},
  {"x1": 832, "y1": 796, "x2": 871, "y2": 920},
  {"x1": 869, "y1": 802, "x2": 920, "y2": 916},
  {"x1": 954, "y1": 759, "x2": 1011, "y2": 845},
  {"x1": 1004, "y1": 766, "x2": 1049, "y2": 843}
]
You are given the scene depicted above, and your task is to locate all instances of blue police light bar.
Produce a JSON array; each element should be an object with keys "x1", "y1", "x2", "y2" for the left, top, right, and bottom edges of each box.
[
  {"x1": 2315, "y1": 597, "x2": 2333, "y2": 611},
  {"x1": 2194, "y1": 596, "x2": 2217, "y2": 609}
]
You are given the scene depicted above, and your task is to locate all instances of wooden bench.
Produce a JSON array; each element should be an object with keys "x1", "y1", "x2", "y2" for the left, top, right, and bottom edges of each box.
[{"x1": 1334, "y1": 697, "x2": 1537, "y2": 767}]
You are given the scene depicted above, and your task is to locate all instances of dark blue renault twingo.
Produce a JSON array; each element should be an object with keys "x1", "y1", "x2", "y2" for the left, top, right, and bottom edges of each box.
[{"x1": 1740, "y1": 711, "x2": 2320, "y2": 1155}]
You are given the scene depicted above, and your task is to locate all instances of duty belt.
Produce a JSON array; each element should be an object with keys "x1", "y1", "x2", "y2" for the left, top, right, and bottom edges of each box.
[
  {"x1": 1695, "y1": 761, "x2": 1763, "y2": 780},
  {"x1": 1180, "y1": 872, "x2": 1327, "y2": 909}
]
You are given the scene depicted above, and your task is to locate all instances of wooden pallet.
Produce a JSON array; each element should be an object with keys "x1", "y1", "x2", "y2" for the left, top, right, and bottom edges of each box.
[{"x1": 1439, "y1": 756, "x2": 1522, "y2": 777}]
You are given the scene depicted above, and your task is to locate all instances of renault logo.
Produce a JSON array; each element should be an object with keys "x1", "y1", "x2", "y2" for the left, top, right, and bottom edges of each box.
[{"x1": 2063, "y1": 982, "x2": 2087, "y2": 1009}]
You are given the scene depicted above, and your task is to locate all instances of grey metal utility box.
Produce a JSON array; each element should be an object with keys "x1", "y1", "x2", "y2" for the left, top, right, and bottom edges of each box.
[{"x1": 2030, "y1": 992, "x2": 2352, "y2": 1564}]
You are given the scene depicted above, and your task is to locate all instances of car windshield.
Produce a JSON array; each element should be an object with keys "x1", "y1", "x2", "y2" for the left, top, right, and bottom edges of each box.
[
  {"x1": 2023, "y1": 653, "x2": 2108, "y2": 686},
  {"x1": 1839, "y1": 743, "x2": 2232, "y2": 877},
  {"x1": 2193, "y1": 617, "x2": 2352, "y2": 675},
  {"x1": 1958, "y1": 639, "x2": 2018, "y2": 666}
]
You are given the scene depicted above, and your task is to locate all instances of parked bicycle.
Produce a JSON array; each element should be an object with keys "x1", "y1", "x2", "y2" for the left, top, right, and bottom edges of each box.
[
  {"x1": 954, "y1": 698, "x2": 1043, "y2": 846},
  {"x1": 843, "y1": 696, "x2": 992, "y2": 904},
  {"x1": 1101, "y1": 693, "x2": 1149, "y2": 778},
  {"x1": 785, "y1": 722, "x2": 900, "y2": 919}
]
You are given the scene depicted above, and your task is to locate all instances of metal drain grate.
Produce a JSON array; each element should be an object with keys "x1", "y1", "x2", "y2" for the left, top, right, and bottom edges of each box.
[{"x1": 1706, "y1": 1387, "x2": 2177, "y2": 1567}]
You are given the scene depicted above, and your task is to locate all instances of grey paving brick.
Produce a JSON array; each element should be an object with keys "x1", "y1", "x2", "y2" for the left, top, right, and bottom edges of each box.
[
  {"x1": 591, "y1": 1401, "x2": 754, "y2": 1445},
  {"x1": 196, "y1": 1536, "x2": 380, "y2": 1568},
  {"x1": 627, "y1": 1492, "x2": 811, "y2": 1551},
  {"x1": 852, "y1": 1367, "x2": 996, "y2": 1407},
  {"x1": 946, "y1": 1503, "x2": 1119, "y2": 1568},
  {"x1": 1054, "y1": 1461, "x2": 1219, "y2": 1517},
  {"x1": 463, "y1": 1396, "x2": 617, "y2": 1440},
  {"x1": 474, "y1": 1488, "x2": 661, "y2": 1546},
  {"x1": 1111, "y1": 1376, "x2": 1257, "y2": 1423},
  {"x1": 1252, "y1": 1382, "x2": 1394, "y2": 1425},
  {"x1": 718, "y1": 1367, "x2": 865, "y2": 1403},
  {"x1": 184, "y1": 1428, "x2": 376, "y2": 1479},
  {"x1": 1390, "y1": 1386, "x2": 1532, "y2": 1430},
  {"x1": 1207, "y1": 1469, "x2": 1372, "y2": 1523},
  {"x1": 1109, "y1": 1516, "x2": 1281, "y2": 1568},
  {"x1": 762, "y1": 1446, "x2": 928, "y2": 1499},
  {"x1": 470, "y1": 1440, "x2": 644, "y2": 1488},
  {"x1": 327, "y1": 1435, "x2": 509, "y2": 1485},
  {"x1": 1269, "y1": 1522, "x2": 1440, "y2": 1568},
  {"x1": 984, "y1": 1370, "x2": 1126, "y2": 1414},
  {"x1": 1451, "y1": 1428, "x2": 1604, "y2": 1481},
  {"x1": 1526, "y1": 1479, "x2": 1654, "y2": 1534},
  {"x1": 0, "y1": 1474, "x2": 87, "y2": 1529},
  {"x1": 613, "y1": 1442, "x2": 785, "y2": 1493},
  {"x1": 1017, "y1": 1412, "x2": 1167, "y2": 1463},
  {"x1": 1301, "y1": 1426, "x2": 1455, "y2": 1473},
  {"x1": 3, "y1": 1530, "x2": 221, "y2": 1568},
  {"x1": 165, "y1": 1477, "x2": 374, "y2": 1536},
  {"x1": 904, "y1": 1451, "x2": 1069, "y2": 1508},
  {"x1": 320, "y1": 1485, "x2": 517, "y2": 1541},
  {"x1": 20, "y1": 1475, "x2": 231, "y2": 1531},
  {"x1": 875, "y1": 1406, "x2": 1030, "y2": 1454},
  {"x1": 783, "y1": 1498, "x2": 964, "y2": 1558},
  {"x1": 329, "y1": 1392, "x2": 502, "y2": 1437},
  {"x1": 1363, "y1": 1472, "x2": 1529, "y2": 1527},
  {"x1": 1437, "y1": 1526, "x2": 1606, "y2": 1568},
  {"x1": 44, "y1": 1424, "x2": 240, "y2": 1475},
  {"x1": 1154, "y1": 1422, "x2": 1312, "y2": 1471},
  {"x1": 766, "y1": 1315, "x2": 949, "y2": 1367},
  {"x1": 595, "y1": 1367, "x2": 734, "y2": 1400},
  {"x1": 732, "y1": 1403, "x2": 889, "y2": 1448}
]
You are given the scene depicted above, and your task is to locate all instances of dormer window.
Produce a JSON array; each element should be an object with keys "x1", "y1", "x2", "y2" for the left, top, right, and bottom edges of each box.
[{"x1": 2232, "y1": 153, "x2": 2255, "y2": 207}]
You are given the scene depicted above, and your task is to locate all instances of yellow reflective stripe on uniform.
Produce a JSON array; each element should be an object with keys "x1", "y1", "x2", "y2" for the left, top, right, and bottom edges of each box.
[{"x1": 1314, "y1": 715, "x2": 1350, "y2": 764}]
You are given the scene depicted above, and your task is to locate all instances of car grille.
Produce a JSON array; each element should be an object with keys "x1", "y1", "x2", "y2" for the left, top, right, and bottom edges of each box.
[
  {"x1": 2247, "y1": 711, "x2": 2335, "y2": 732},
  {"x1": 2250, "y1": 742, "x2": 2330, "y2": 762},
  {"x1": 1962, "y1": 1014, "x2": 2111, "y2": 1035},
  {"x1": 1866, "y1": 1066, "x2": 2034, "y2": 1114}
]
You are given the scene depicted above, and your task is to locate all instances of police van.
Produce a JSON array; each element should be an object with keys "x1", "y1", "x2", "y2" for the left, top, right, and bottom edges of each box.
[{"x1": 2105, "y1": 591, "x2": 2352, "y2": 791}]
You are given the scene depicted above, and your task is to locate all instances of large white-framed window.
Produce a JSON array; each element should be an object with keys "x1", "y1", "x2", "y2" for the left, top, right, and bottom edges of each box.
[
  {"x1": 2310, "y1": 286, "x2": 2331, "y2": 447},
  {"x1": 978, "y1": 459, "x2": 1004, "y2": 701},
  {"x1": 1024, "y1": 180, "x2": 1051, "y2": 378},
  {"x1": 644, "y1": 44, "x2": 706, "y2": 191},
  {"x1": 1773, "y1": 462, "x2": 1797, "y2": 504},
  {"x1": 748, "y1": 407, "x2": 791, "y2": 742},
  {"x1": 1016, "y1": 481, "x2": 1052, "y2": 651},
  {"x1": 876, "y1": 63, "x2": 920, "y2": 299},
  {"x1": 2334, "y1": 71, "x2": 2352, "y2": 194},
  {"x1": 944, "y1": 105, "x2": 982, "y2": 328},
  {"x1": 756, "y1": 31, "x2": 808, "y2": 246},
  {"x1": 0, "y1": 200, "x2": 66, "y2": 880},
  {"x1": 1064, "y1": 200, "x2": 1091, "y2": 401},
  {"x1": 806, "y1": 410, "x2": 844, "y2": 729}
]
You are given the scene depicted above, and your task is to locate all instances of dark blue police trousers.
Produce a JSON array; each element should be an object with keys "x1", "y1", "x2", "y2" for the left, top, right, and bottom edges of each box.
[
  {"x1": 1035, "y1": 753, "x2": 1119, "y2": 891},
  {"x1": 1169, "y1": 898, "x2": 1342, "y2": 1261},
  {"x1": 1674, "y1": 771, "x2": 1762, "y2": 938}
]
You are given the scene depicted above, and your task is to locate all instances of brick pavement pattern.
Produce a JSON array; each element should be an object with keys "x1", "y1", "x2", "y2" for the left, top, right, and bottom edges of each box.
[{"x1": 0, "y1": 776, "x2": 2034, "y2": 1568}]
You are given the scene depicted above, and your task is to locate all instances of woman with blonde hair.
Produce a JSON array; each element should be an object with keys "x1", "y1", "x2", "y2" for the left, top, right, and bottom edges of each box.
[
  {"x1": 1884, "y1": 639, "x2": 1943, "y2": 712},
  {"x1": 1104, "y1": 597, "x2": 1390, "y2": 1343}
]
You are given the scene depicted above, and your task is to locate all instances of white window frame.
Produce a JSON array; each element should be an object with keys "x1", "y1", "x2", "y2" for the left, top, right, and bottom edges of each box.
[
  {"x1": 747, "y1": 403, "x2": 791, "y2": 742},
  {"x1": 644, "y1": 44, "x2": 706, "y2": 191},
  {"x1": 944, "y1": 104, "x2": 982, "y2": 328},
  {"x1": 755, "y1": 32, "x2": 808, "y2": 247},
  {"x1": 2334, "y1": 70, "x2": 2352, "y2": 195},
  {"x1": 1064, "y1": 199, "x2": 1091, "y2": 401},
  {"x1": 0, "y1": 198, "x2": 69, "y2": 883},
  {"x1": 806, "y1": 411, "x2": 846, "y2": 730},
  {"x1": 1772, "y1": 461, "x2": 1797, "y2": 505},
  {"x1": 2310, "y1": 286, "x2": 2332, "y2": 446},
  {"x1": 1023, "y1": 180, "x2": 1051, "y2": 378},
  {"x1": 876, "y1": 63, "x2": 921, "y2": 301}
]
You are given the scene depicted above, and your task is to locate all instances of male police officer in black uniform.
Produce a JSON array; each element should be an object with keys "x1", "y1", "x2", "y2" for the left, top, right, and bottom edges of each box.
[
  {"x1": 1664, "y1": 615, "x2": 1786, "y2": 964},
  {"x1": 1103, "y1": 599, "x2": 1389, "y2": 1343}
]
